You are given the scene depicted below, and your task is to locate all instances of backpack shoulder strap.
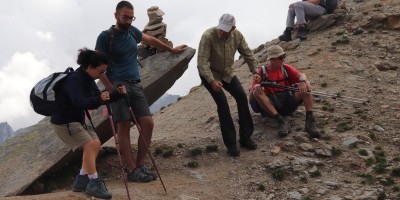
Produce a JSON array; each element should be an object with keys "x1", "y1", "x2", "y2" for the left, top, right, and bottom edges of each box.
[
  {"x1": 128, "y1": 26, "x2": 139, "y2": 42},
  {"x1": 261, "y1": 64, "x2": 268, "y2": 82},
  {"x1": 84, "y1": 110, "x2": 95, "y2": 129},
  {"x1": 281, "y1": 64, "x2": 289, "y2": 80},
  {"x1": 107, "y1": 26, "x2": 114, "y2": 55}
]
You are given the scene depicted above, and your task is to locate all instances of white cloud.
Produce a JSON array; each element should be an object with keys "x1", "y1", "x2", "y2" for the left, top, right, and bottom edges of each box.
[
  {"x1": 0, "y1": 52, "x2": 51, "y2": 130},
  {"x1": 36, "y1": 31, "x2": 54, "y2": 42}
]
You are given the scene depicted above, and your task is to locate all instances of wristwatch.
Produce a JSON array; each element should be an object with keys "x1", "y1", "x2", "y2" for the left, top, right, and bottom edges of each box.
[{"x1": 299, "y1": 79, "x2": 306, "y2": 83}]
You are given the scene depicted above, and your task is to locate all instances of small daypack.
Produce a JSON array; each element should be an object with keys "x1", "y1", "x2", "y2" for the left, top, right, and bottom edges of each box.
[
  {"x1": 260, "y1": 64, "x2": 289, "y2": 84},
  {"x1": 259, "y1": 64, "x2": 292, "y2": 109},
  {"x1": 320, "y1": 0, "x2": 338, "y2": 14},
  {"x1": 30, "y1": 67, "x2": 74, "y2": 116}
]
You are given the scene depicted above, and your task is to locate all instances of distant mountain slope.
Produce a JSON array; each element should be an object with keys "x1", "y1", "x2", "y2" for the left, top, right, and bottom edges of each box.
[
  {"x1": 150, "y1": 93, "x2": 180, "y2": 113},
  {"x1": 0, "y1": 122, "x2": 13, "y2": 144}
]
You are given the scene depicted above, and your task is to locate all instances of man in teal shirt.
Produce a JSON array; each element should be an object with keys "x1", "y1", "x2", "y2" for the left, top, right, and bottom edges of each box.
[{"x1": 96, "y1": 0, "x2": 186, "y2": 182}]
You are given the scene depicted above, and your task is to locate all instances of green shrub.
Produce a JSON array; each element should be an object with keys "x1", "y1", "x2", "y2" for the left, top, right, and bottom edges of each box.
[
  {"x1": 358, "y1": 173, "x2": 374, "y2": 185},
  {"x1": 186, "y1": 161, "x2": 199, "y2": 168},
  {"x1": 373, "y1": 163, "x2": 387, "y2": 174},
  {"x1": 205, "y1": 144, "x2": 218, "y2": 153},
  {"x1": 163, "y1": 149, "x2": 174, "y2": 158},
  {"x1": 271, "y1": 168, "x2": 287, "y2": 181},
  {"x1": 310, "y1": 170, "x2": 321, "y2": 177},
  {"x1": 369, "y1": 132, "x2": 377, "y2": 140},
  {"x1": 358, "y1": 149, "x2": 369, "y2": 156},
  {"x1": 353, "y1": 28, "x2": 364, "y2": 35},
  {"x1": 336, "y1": 122, "x2": 352, "y2": 132},
  {"x1": 336, "y1": 31, "x2": 345, "y2": 35},
  {"x1": 331, "y1": 146, "x2": 342, "y2": 157},
  {"x1": 190, "y1": 147, "x2": 203, "y2": 157},
  {"x1": 365, "y1": 158, "x2": 375, "y2": 166},
  {"x1": 392, "y1": 185, "x2": 400, "y2": 192},
  {"x1": 154, "y1": 147, "x2": 163, "y2": 155},
  {"x1": 256, "y1": 183, "x2": 265, "y2": 191},
  {"x1": 391, "y1": 168, "x2": 400, "y2": 177},
  {"x1": 383, "y1": 177, "x2": 395, "y2": 186}
]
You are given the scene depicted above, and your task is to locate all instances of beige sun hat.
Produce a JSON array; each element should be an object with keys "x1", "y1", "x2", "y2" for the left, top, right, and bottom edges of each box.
[{"x1": 267, "y1": 45, "x2": 286, "y2": 60}]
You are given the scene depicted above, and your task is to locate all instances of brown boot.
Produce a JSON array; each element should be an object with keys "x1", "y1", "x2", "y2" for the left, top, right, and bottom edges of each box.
[{"x1": 305, "y1": 116, "x2": 320, "y2": 138}]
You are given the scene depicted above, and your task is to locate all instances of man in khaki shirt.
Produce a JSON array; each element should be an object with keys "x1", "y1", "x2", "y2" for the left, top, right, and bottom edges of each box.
[{"x1": 197, "y1": 13, "x2": 260, "y2": 157}]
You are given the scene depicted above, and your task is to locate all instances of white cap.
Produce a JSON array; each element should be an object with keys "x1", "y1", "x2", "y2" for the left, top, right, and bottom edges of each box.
[{"x1": 217, "y1": 13, "x2": 236, "y2": 32}]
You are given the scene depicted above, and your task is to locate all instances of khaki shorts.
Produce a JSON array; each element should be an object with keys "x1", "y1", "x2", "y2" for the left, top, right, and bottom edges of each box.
[{"x1": 52, "y1": 122, "x2": 99, "y2": 151}]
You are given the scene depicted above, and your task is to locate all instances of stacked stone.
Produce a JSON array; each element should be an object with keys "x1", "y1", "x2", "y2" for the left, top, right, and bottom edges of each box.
[{"x1": 138, "y1": 6, "x2": 173, "y2": 60}]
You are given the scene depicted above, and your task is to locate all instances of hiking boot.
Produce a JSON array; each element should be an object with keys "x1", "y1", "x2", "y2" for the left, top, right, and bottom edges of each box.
[
  {"x1": 278, "y1": 27, "x2": 293, "y2": 42},
  {"x1": 227, "y1": 145, "x2": 240, "y2": 157},
  {"x1": 85, "y1": 178, "x2": 112, "y2": 199},
  {"x1": 305, "y1": 116, "x2": 320, "y2": 138},
  {"x1": 72, "y1": 174, "x2": 89, "y2": 192},
  {"x1": 239, "y1": 138, "x2": 257, "y2": 150},
  {"x1": 138, "y1": 165, "x2": 157, "y2": 180},
  {"x1": 297, "y1": 25, "x2": 307, "y2": 40},
  {"x1": 277, "y1": 117, "x2": 290, "y2": 137},
  {"x1": 127, "y1": 167, "x2": 153, "y2": 183}
]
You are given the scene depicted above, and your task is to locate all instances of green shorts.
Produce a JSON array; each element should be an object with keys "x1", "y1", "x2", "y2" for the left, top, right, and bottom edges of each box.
[{"x1": 52, "y1": 122, "x2": 98, "y2": 151}]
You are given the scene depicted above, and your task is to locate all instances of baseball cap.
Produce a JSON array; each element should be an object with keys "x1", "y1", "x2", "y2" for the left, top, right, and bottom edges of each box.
[{"x1": 217, "y1": 13, "x2": 236, "y2": 32}]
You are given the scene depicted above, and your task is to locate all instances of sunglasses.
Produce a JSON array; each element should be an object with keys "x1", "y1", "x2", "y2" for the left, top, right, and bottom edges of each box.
[{"x1": 271, "y1": 56, "x2": 286, "y2": 60}]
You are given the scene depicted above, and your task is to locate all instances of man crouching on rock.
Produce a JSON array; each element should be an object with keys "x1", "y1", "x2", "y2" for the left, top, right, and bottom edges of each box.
[{"x1": 248, "y1": 45, "x2": 320, "y2": 138}]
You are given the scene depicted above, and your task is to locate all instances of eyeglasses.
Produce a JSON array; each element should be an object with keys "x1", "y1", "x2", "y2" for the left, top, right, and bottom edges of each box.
[
  {"x1": 272, "y1": 56, "x2": 286, "y2": 60},
  {"x1": 121, "y1": 14, "x2": 136, "y2": 22}
]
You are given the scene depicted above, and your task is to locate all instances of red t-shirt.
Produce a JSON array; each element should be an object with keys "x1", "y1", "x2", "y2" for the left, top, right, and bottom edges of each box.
[{"x1": 249, "y1": 64, "x2": 300, "y2": 95}]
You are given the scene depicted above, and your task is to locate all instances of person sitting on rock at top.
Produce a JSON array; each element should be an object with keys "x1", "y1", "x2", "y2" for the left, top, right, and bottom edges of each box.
[
  {"x1": 248, "y1": 45, "x2": 320, "y2": 138},
  {"x1": 278, "y1": 0, "x2": 327, "y2": 41}
]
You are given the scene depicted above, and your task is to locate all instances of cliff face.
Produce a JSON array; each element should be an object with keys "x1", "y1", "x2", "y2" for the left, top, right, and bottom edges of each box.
[
  {"x1": 1, "y1": 0, "x2": 400, "y2": 199},
  {"x1": 0, "y1": 122, "x2": 13, "y2": 144}
]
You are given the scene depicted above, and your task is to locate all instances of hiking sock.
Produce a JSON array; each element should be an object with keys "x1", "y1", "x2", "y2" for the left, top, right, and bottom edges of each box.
[
  {"x1": 88, "y1": 172, "x2": 98, "y2": 180},
  {"x1": 306, "y1": 111, "x2": 313, "y2": 119},
  {"x1": 79, "y1": 168, "x2": 88, "y2": 175}
]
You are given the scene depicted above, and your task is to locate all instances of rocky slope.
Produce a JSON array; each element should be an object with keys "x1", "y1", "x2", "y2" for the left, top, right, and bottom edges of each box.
[{"x1": 1, "y1": 0, "x2": 400, "y2": 199}]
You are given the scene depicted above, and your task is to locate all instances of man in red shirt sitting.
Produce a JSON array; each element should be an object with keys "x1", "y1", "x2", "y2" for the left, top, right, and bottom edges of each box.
[{"x1": 249, "y1": 45, "x2": 320, "y2": 138}]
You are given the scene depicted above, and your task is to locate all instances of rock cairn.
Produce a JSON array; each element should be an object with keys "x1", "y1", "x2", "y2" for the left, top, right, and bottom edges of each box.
[{"x1": 138, "y1": 6, "x2": 173, "y2": 61}]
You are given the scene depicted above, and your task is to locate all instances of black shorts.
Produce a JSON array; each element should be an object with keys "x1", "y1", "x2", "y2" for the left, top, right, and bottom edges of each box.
[
  {"x1": 111, "y1": 80, "x2": 151, "y2": 122},
  {"x1": 250, "y1": 91, "x2": 302, "y2": 117}
]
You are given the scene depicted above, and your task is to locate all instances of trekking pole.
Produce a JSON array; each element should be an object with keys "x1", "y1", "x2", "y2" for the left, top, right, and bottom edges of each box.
[
  {"x1": 260, "y1": 81, "x2": 369, "y2": 104},
  {"x1": 105, "y1": 103, "x2": 132, "y2": 200},
  {"x1": 123, "y1": 96, "x2": 167, "y2": 194}
]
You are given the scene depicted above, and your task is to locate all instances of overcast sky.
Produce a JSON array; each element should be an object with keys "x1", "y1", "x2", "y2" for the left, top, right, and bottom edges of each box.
[{"x1": 0, "y1": 0, "x2": 294, "y2": 131}]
